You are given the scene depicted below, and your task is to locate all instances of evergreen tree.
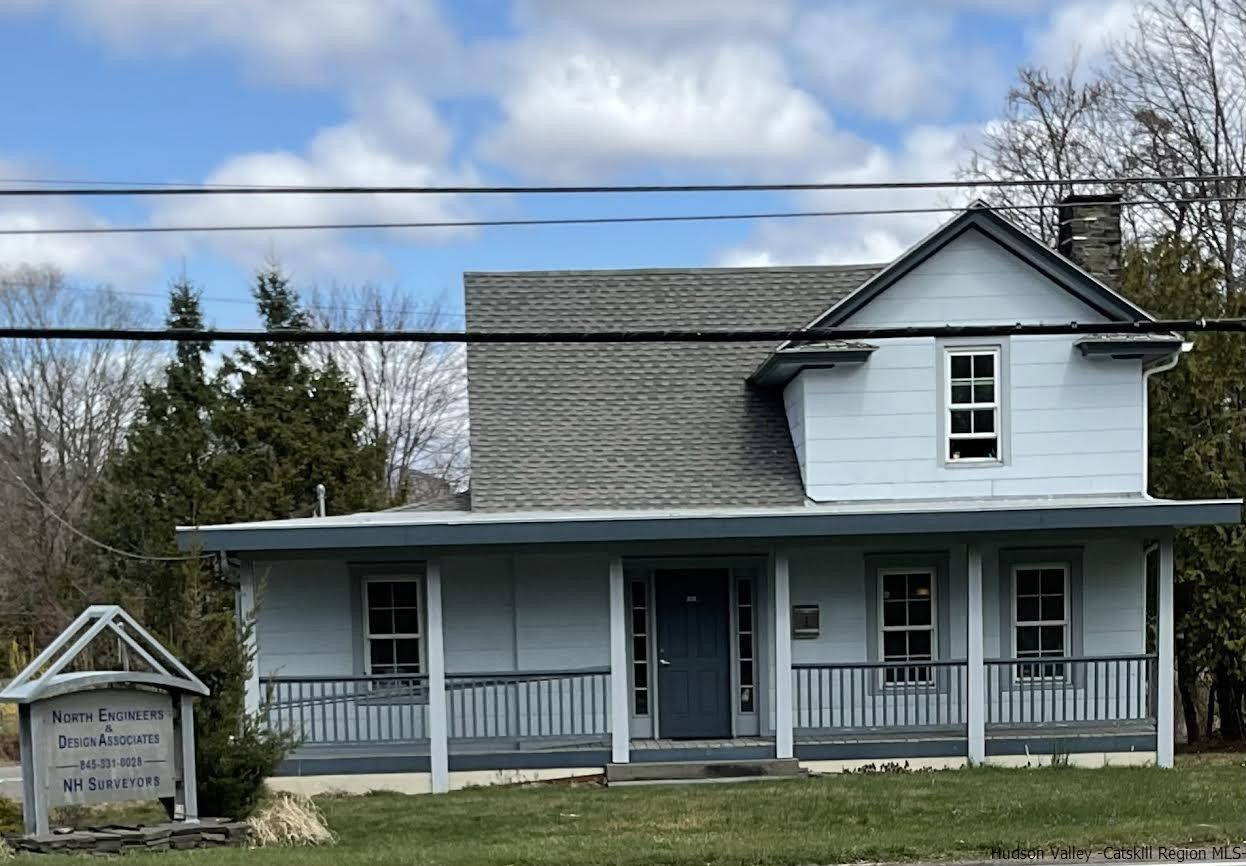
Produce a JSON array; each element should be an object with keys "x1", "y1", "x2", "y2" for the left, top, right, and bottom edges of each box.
[
  {"x1": 91, "y1": 279, "x2": 219, "y2": 635},
  {"x1": 212, "y1": 265, "x2": 386, "y2": 521},
  {"x1": 1119, "y1": 237, "x2": 1246, "y2": 740}
]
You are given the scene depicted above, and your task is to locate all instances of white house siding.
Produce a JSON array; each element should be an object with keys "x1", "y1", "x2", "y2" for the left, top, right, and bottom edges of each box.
[
  {"x1": 788, "y1": 534, "x2": 1148, "y2": 731},
  {"x1": 785, "y1": 231, "x2": 1147, "y2": 502},
  {"x1": 252, "y1": 551, "x2": 612, "y2": 747}
]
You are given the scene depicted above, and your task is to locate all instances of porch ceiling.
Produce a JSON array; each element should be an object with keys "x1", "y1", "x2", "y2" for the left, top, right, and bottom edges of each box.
[{"x1": 175, "y1": 495, "x2": 1241, "y2": 553}]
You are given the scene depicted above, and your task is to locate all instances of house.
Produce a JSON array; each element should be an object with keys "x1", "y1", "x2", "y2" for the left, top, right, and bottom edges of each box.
[{"x1": 177, "y1": 197, "x2": 1241, "y2": 794}]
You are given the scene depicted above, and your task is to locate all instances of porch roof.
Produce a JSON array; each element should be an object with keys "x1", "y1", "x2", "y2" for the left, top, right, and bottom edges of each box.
[{"x1": 175, "y1": 495, "x2": 1241, "y2": 553}]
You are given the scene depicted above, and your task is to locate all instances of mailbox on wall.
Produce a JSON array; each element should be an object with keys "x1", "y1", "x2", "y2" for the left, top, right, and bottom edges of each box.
[{"x1": 791, "y1": 604, "x2": 820, "y2": 639}]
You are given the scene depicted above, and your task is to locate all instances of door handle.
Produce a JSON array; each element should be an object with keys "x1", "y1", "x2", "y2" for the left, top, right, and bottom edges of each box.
[{"x1": 659, "y1": 658, "x2": 671, "y2": 666}]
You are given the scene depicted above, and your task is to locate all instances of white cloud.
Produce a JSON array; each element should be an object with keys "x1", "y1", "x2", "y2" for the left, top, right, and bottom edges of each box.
[
  {"x1": 1028, "y1": 0, "x2": 1140, "y2": 72},
  {"x1": 149, "y1": 86, "x2": 481, "y2": 280},
  {"x1": 792, "y1": 3, "x2": 1004, "y2": 123},
  {"x1": 715, "y1": 124, "x2": 982, "y2": 266},
  {"x1": 0, "y1": 160, "x2": 176, "y2": 287},
  {"x1": 480, "y1": 35, "x2": 870, "y2": 180},
  {"x1": 8, "y1": 0, "x2": 459, "y2": 88},
  {"x1": 513, "y1": 0, "x2": 793, "y2": 39}
]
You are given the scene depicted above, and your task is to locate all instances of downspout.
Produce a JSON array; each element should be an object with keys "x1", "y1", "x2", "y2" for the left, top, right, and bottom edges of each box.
[{"x1": 1141, "y1": 345, "x2": 1188, "y2": 498}]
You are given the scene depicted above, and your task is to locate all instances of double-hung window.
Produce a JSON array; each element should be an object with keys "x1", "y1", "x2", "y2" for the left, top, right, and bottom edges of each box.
[
  {"x1": 947, "y1": 348, "x2": 1000, "y2": 462},
  {"x1": 1013, "y1": 564, "x2": 1068, "y2": 679},
  {"x1": 364, "y1": 578, "x2": 423, "y2": 678},
  {"x1": 880, "y1": 569, "x2": 935, "y2": 684}
]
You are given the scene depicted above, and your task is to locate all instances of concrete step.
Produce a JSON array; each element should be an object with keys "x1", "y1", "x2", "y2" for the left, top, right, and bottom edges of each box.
[{"x1": 605, "y1": 757, "x2": 803, "y2": 784}]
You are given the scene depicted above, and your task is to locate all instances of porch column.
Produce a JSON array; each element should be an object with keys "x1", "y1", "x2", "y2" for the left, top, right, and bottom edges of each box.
[
  {"x1": 427, "y1": 559, "x2": 449, "y2": 793},
  {"x1": 236, "y1": 560, "x2": 261, "y2": 716},
  {"x1": 1157, "y1": 534, "x2": 1175, "y2": 768},
  {"x1": 966, "y1": 544, "x2": 985, "y2": 764},
  {"x1": 608, "y1": 556, "x2": 630, "y2": 763},
  {"x1": 774, "y1": 550, "x2": 793, "y2": 759}
]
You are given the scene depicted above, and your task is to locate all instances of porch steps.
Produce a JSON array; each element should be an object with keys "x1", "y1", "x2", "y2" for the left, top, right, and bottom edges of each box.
[{"x1": 605, "y1": 758, "x2": 803, "y2": 785}]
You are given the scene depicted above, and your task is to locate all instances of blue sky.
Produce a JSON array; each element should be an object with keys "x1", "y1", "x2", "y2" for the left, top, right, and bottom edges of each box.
[{"x1": 0, "y1": 0, "x2": 1139, "y2": 329}]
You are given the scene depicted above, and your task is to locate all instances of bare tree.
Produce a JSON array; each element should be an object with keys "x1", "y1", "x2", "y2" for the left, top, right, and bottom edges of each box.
[
  {"x1": 961, "y1": 60, "x2": 1116, "y2": 241},
  {"x1": 1108, "y1": 0, "x2": 1246, "y2": 293},
  {"x1": 0, "y1": 266, "x2": 159, "y2": 641},
  {"x1": 309, "y1": 284, "x2": 468, "y2": 503}
]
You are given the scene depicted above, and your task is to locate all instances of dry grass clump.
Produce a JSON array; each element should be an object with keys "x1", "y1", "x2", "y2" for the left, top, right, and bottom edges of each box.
[
  {"x1": 0, "y1": 704, "x2": 17, "y2": 763},
  {"x1": 246, "y1": 793, "x2": 336, "y2": 848},
  {"x1": 0, "y1": 836, "x2": 12, "y2": 862}
]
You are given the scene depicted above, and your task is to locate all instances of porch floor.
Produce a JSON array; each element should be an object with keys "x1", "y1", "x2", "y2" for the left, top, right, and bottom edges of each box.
[{"x1": 286, "y1": 721, "x2": 1155, "y2": 761}]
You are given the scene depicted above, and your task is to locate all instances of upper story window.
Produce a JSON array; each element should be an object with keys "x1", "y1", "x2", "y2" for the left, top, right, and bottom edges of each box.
[{"x1": 946, "y1": 348, "x2": 1000, "y2": 462}]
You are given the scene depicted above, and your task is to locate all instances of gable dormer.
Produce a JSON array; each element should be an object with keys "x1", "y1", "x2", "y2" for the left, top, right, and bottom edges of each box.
[{"x1": 755, "y1": 200, "x2": 1181, "y2": 503}]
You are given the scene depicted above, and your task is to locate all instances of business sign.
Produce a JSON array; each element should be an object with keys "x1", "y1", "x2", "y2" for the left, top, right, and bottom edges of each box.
[
  {"x1": 36, "y1": 688, "x2": 176, "y2": 806},
  {"x1": 0, "y1": 605, "x2": 210, "y2": 836}
]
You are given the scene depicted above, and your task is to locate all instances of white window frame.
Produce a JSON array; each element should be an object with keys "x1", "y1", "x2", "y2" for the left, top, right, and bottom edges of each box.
[
  {"x1": 361, "y1": 575, "x2": 425, "y2": 678},
  {"x1": 878, "y1": 567, "x2": 937, "y2": 687},
  {"x1": 945, "y1": 346, "x2": 1001, "y2": 464},
  {"x1": 1010, "y1": 562, "x2": 1070, "y2": 682}
]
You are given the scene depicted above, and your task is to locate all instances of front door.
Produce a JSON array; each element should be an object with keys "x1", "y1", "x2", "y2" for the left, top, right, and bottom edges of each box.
[{"x1": 655, "y1": 569, "x2": 731, "y2": 739}]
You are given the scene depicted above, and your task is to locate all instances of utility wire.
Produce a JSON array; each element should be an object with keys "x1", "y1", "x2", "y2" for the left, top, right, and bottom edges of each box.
[
  {"x1": 0, "y1": 457, "x2": 214, "y2": 563},
  {"x1": 4, "y1": 194, "x2": 1245, "y2": 238},
  {"x1": 2, "y1": 173, "x2": 1246, "y2": 197},
  {"x1": 0, "y1": 320, "x2": 1242, "y2": 344}
]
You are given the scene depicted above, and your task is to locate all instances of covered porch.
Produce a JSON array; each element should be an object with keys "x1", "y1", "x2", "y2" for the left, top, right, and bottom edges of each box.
[{"x1": 208, "y1": 495, "x2": 1212, "y2": 791}]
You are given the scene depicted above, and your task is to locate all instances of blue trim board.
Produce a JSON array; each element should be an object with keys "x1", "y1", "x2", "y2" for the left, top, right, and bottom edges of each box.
[
  {"x1": 985, "y1": 733, "x2": 1156, "y2": 756},
  {"x1": 795, "y1": 740, "x2": 967, "y2": 761},
  {"x1": 274, "y1": 750, "x2": 611, "y2": 777},
  {"x1": 180, "y1": 500, "x2": 1240, "y2": 552},
  {"x1": 631, "y1": 745, "x2": 776, "y2": 763}
]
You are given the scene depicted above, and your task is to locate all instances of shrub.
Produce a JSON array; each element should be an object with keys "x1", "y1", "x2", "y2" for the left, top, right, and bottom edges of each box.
[
  {"x1": 0, "y1": 705, "x2": 17, "y2": 763},
  {"x1": 159, "y1": 560, "x2": 292, "y2": 819},
  {"x1": 165, "y1": 561, "x2": 293, "y2": 820},
  {"x1": 0, "y1": 795, "x2": 22, "y2": 834}
]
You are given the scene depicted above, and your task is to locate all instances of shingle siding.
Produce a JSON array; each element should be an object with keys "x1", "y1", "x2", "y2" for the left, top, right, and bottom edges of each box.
[{"x1": 464, "y1": 266, "x2": 879, "y2": 510}]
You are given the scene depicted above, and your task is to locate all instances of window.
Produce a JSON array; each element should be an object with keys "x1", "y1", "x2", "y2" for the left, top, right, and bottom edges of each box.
[
  {"x1": 737, "y1": 577, "x2": 755, "y2": 713},
  {"x1": 629, "y1": 580, "x2": 650, "y2": 716},
  {"x1": 1013, "y1": 564, "x2": 1068, "y2": 679},
  {"x1": 947, "y1": 348, "x2": 1000, "y2": 462},
  {"x1": 880, "y1": 569, "x2": 934, "y2": 684},
  {"x1": 364, "y1": 578, "x2": 423, "y2": 677}
]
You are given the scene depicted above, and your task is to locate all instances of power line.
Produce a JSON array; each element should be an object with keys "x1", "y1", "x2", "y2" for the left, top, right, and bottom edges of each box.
[
  {"x1": 3, "y1": 194, "x2": 1245, "y2": 238},
  {"x1": 0, "y1": 457, "x2": 214, "y2": 563},
  {"x1": 0, "y1": 319, "x2": 1242, "y2": 344},
  {"x1": 1, "y1": 173, "x2": 1246, "y2": 197}
]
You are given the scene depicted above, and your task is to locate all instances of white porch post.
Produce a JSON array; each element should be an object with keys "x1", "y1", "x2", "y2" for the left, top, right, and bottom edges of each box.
[
  {"x1": 426, "y1": 559, "x2": 449, "y2": 793},
  {"x1": 237, "y1": 560, "x2": 260, "y2": 717},
  {"x1": 1157, "y1": 534, "x2": 1175, "y2": 768},
  {"x1": 608, "y1": 556, "x2": 630, "y2": 763},
  {"x1": 774, "y1": 550, "x2": 793, "y2": 759},
  {"x1": 966, "y1": 544, "x2": 985, "y2": 765}
]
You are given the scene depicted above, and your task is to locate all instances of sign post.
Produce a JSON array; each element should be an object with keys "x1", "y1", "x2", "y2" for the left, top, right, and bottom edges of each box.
[{"x1": 0, "y1": 605, "x2": 209, "y2": 837}]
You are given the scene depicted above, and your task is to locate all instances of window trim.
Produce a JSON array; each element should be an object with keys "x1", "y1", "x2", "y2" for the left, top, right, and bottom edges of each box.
[
  {"x1": 1010, "y1": 561, "x2": 1071, "y2": 682},
  {"x1": 877, "y1": 566, "x2": 938, "y2": 687},
  {"x1": 945, "y1": 346, "x2": 1002, "y2": 464},
  {"x1": 361, "y1": 574, "x2": 425, "y2": 678}
]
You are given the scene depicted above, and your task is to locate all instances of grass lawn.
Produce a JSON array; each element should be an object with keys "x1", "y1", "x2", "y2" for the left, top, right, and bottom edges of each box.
[{"x1": 18, "y1": 754, "x2": 1246, "y2": 865}]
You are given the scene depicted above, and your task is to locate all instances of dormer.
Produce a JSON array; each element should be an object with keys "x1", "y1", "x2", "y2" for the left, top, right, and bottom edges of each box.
[{"x1": 752, "y1": 199, "x2": 1181, "y2": 503}]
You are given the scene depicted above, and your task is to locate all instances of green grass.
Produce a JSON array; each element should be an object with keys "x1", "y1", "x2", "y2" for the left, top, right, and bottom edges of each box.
[{"x1": 22, "y1": 755, "x2": 1246, "y2": 865}]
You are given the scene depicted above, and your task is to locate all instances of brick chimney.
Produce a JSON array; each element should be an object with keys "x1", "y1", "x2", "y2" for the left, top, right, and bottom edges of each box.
[{"x1": 1057, "y1": 193, "x2": 1122, "y2": 288}]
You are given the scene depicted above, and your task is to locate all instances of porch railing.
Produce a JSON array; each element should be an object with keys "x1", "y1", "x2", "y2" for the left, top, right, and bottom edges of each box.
[
  {"x1": 265, "y1": 667, "x2": 611, "y2": 748},
  {"x1": 447, "y1": 668, "x2": 610, "y2": 742},
  {"x1": 793, "y1": 660, "x2": 968, "y2": 733},
  {"x1": 266, "y1": 674, "x2": 430, "y2": 746},
  {"x1": 985, "y1": 654, "x2": 1156, "y2": 727}
]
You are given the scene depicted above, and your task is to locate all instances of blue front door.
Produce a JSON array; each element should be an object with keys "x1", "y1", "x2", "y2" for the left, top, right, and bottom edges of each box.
[{"x1": 656, "y1": 569, "x2": 732, "y2": 739}]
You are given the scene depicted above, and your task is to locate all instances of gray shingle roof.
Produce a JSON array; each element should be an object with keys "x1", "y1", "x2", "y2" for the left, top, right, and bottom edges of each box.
[{"x1": 464, "y1": 265, "x2": 881, "y2": 510}]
